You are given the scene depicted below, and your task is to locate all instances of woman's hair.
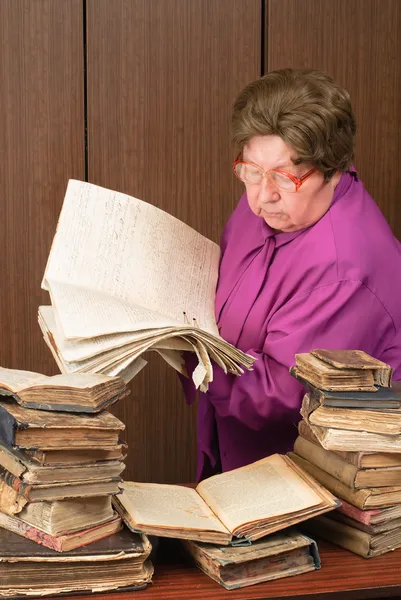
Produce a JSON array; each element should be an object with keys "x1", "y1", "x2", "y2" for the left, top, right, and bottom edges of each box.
[{"x1": 231, "y1": 68, "x2": 356, "y2": 180}]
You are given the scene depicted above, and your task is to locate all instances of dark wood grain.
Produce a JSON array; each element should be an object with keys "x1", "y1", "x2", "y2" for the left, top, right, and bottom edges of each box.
[
  {"x1": 266, "y1": 0, "x2": 401, "y2": 240},
  {"x1": 46, "y1": 539, "x2": 401, "y2": 600},
  {"x1": 0, "y1": 0, "x2": 84, "y2": 373},
  {"x1": 86, "y1": 0, "x2": 260, "y2": 484}
]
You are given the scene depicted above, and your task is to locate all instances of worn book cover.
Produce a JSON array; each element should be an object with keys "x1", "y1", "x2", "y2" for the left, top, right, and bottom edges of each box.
[
  {"x1": 0, "y1": 526, "x2": 153, "y2": 597},
  {"x1": 303, "y1": 513, "x2": 401, "y2": 558},
  {"x1": 0, "y1": 401, "x2": 124, "y2": 449},
  {"x1": 0, "y1": 366, "x2": 128, "y2": 413},
  {"x1": 113, "y1": 454, "x2": 337, "y2": 544},
  {"x1": 183, "y1": 529, "x2": 320, "y2": 590},
  {"x1": 289, "y1": 452, "x2": 401, "y2": 509},
  {"x1": 294, "y1": 349, "x2": 392, "y2": 391}
]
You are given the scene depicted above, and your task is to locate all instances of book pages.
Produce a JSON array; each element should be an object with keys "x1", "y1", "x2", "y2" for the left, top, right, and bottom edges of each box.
[
  {"x1": 43, "y1": 180, "x2": 220, "y2": 335},
  {"x1": 196, "y1": 454, "x2": 323, "y2": 533}
]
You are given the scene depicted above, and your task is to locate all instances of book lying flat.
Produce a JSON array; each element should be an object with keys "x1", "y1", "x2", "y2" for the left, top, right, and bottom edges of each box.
[
  {"x1": 0, "y1": 465, "x2": 122, "y2": 502},
  {"x1": 18, "y1": 496, "x2": 115, "y2": 536},
  {"x1": 337, "y1": 498, "x2": 401, "y2": 526},
  {"x1": 183, "y1": 529, "x2": 320, "y2": 590},
  {"x1": 25, "y1": 444, "x2": 126, "y2": 466},
  {"x1": 291, "y1": 370, "x2": 401, "y2": 409},
  {"x1": 294, "y1": 435, "x2": 401, "y2": 489},
  {"x1": 293, "y1": 349, "x2": 392, "y2": 391},
  {"x1": 0, "y1": 510, "x2": 122, "y2": 552},
  {"x1": 303, "y1": 513, "x2": 401, "y2": 558},
  {"x1": 0, "y1": 366, "x2": 128, "y2": 413},
  {"x1": 289, "y1": 452, "x2": 401, "y2": 509},
  {"x1": 0, "y1": 526, "x2": 153, "y2": 597},
  {"x1": 0, "y1": 401, "x2": 124, "y2": 449},
  {"x1": 39, "y1": 179, "x2": 255, "y2": 391},
  {"x1": 298, "y1": 420, "x2": 401, "y2": 468},
  {"x1": 113, "y1": 454, "x2": 337, "y2": 545},
  {"x1": 0, "y1": 441, "x2": 125, "y2": 484},
  {"x1": 300, "y1": 398, "x2": 401, "y2": 453},
  {"x1": 329, "y1": 510, "x2": 401, "y2": 535}
]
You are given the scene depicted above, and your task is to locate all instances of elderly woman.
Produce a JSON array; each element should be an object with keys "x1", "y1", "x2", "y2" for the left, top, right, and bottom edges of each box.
[{"x1": 185, "y1": 68, "x2": 401, "y2": 481}]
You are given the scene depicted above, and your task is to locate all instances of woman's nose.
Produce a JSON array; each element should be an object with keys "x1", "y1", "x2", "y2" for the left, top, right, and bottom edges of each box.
[{"x1": 256, "y1": 176, "x2": 280, "y2": 207}]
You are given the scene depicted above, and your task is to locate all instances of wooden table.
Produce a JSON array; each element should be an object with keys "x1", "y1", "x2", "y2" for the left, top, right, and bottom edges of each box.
[{"x1": 47, "y1": 538, "x2": 401, "y2": 600}]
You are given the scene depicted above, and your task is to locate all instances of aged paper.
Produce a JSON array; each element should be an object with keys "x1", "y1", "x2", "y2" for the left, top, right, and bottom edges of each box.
[
  {"x1": 43, "y1": 180, "x2": 220, "y2": 335},
  {"x1": 196, "y1": 454, "x2": 323, "y2": 533}
]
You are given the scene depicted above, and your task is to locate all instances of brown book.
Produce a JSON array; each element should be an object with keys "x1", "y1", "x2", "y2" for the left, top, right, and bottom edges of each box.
[
  {"x1": 300, "y1": 397, "x2": 401, "y2": 453},
  {"x1": 0, "y1": 401, "x2": 124, "y2": 450},
  {"x1": 18, "y1": 496, "x2": 115, "y2": 536},
  {"x1": 289, "y1": 452, "x2": 401, "y2": 509},
  {"x1": 298, "y1": 420, "x2": 401, "y2": 468},
  {"x1": 0, "y1": 366, "x2": 128, "y2": 413},
  {"x1": 0, "y1": 441, "x2": 125, "y2": 484},
  {"x1": 303, "y1": 513, "x2": 401, "y2": 558},
  {"x1": 0, "y1": 526, "x2": 153, "y2": 597},
  {"x1": 0, "y1": 510, "x2": 122, "y2": 552},
  {"x1": 293, "y1": 349, "x2": 392, "y2": 391},
  {"x1": 337, "y1": 498, "x2": 401, "y2": 526},
  {"x1": 26, "y1": 444, "x2": 126, "y2": 466},
  {"x1": 329, "y1": 510, "x2": 401, "y2": 535},
  {"x1": 0, "y1": 466, "x2": 122, "y2": 502},
  {"x1": 294, "y1": 436, "x2": 401, "y2": 489},
  {"x1": 306, "y1": 402, "x2": 401, "y2": 436},
  {"x1": 113, "y1": 454, "x2": 337, "y2": 545},
  {"x1": 183, "y1": 529, "x2": 320, "y2": 590}
]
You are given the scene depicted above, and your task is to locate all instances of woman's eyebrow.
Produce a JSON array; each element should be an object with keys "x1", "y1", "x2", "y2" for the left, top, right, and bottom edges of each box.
[{"x1": 243, "y1": 156, "x2": 294, "y2": 170}]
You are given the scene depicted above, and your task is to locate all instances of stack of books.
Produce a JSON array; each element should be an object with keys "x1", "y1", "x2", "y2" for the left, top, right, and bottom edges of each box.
[
  {"x1": 288, "y1": 349, "x2": 401, "y2": 558},
  {"x1": 38, "y1": 179, "x2": 255, "y2": 392},
  {"x1": 0, "y1": 366, "x2": 153, "y2": 597},
  {"x1": 112, "y1": 453, "x2": 338, "y2": 589}
]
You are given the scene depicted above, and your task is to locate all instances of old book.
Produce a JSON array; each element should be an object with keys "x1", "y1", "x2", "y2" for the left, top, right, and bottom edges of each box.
[
  {"x1": 305, "y1": 402, "x2": 401, "y2": 436},
  {"x1": 294, "y1": 436, "x2": 401, "y2": 488},
  {"x1": 39, "y1": 179, "x2": 255, "y2": 392},
  {"x1": 0, "y1": 366, "x2": 128, "y2": 413},
  {"x1": 303, "y1": 513, "x2": 401, "y2": 558},
  {"x1": 292, "y1": 371, "x2": 401, "y2": 409},
  {"x1": 0, "y1": 465, "x2": 122, "y2": 501},
  {"x1": 289, "y1": 452, "x2": 401, "y2": 509},
  {"x1": 0, "y1": 510, "x2": 122, "y2": 552},
  {"x1": 337, "y1": 498, "x2": 401, "y2": 526},
  {"x1": 0, "y1": 401, "x2": 124, "y2": 449},
  {"x1": 0, "y1": 441, "x2": 125, "y2": 483},
  {"x1": 293, "y1": 349, "x2": 392, "y2": 391},
  {"x1": 18, "y1": 496, "x2": 115, "y2": 536},
  {"x1": 26, "y1": 444, "x2": 126, "y2": 466},
  {"x1": 183, "y1": 529, "x2": 320, "y2": 590},
  {"x1": 113, "y1": 454, "x2": 337, "y2": 545},
  {"x1": 329, "y1": 510, "x2": 401, "y2": 535},
  {"x1": 0, "y1": 526, "x2": 153, "y2": 597},
  {"x1": 298, "y1": 420, "x2": 401, "y2": 468},
  {"x1": 300, "y1": 399, "x2": 401, "y2": 453}
]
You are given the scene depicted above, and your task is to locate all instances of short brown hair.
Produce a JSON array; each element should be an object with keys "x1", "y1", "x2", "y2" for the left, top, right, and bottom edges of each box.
[{"x1": 231, "y1": 68, "x2": 356, "y2": 180}]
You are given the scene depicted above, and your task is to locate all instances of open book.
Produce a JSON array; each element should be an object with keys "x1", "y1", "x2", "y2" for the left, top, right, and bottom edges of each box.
[
  {"x1": 0, "y1": 366, "x2": 128, "y2": 413},
  {"x1": 39, "y1": 180, "x2": 255, "y2": 390},
  {"x1": 112, "y1": 454, "x2": 337, "y2": 545}
]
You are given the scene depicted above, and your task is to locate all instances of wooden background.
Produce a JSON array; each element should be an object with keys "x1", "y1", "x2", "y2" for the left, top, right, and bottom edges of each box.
[{"x1": 0, "y1": 0, "x2": 400, "y2": 483}]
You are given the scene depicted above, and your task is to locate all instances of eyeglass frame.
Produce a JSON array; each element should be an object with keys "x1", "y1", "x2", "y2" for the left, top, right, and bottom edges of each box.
[{"x1": 232, "y1": 155, "x2": 316, "y2": 192}]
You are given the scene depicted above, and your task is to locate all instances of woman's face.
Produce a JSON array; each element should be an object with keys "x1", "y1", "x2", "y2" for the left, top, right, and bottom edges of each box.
[{"x1": 242, "y1": 135, "x2": 340, "y2": 233}]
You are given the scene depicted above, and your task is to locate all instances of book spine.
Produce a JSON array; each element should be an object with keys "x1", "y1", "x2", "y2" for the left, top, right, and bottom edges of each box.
[
  {"x1": 0, "y1": 405, "x2": 18, "y2": 446},
  {"x1": 294, "y1": 436, "x2": 358, "y2": 488},
  {"x1": 336, "y1": 499, "x2": 379, "y2": 525},
  {"x1": 0, "y1": 465, "x2": 33, "y2": 500},
  {"x1": 0, "y1": 511, "x2": 62, "y2": 551}
]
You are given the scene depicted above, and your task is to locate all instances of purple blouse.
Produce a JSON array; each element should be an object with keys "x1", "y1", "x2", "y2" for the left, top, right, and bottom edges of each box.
[{"x1": 183, "y1": 170, "x2": 401, "y2": 481}]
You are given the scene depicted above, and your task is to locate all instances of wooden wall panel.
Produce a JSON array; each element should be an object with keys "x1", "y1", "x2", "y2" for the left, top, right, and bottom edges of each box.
[
  {"x1": 0, "y1": 1, "x2": 84, "y2": 373},
  {"x1": 266, "y1": 0, "x2": 401, "y2": 240},
  {"x1": 86, "y1": 0, "x2": 260, "y2": 483}
]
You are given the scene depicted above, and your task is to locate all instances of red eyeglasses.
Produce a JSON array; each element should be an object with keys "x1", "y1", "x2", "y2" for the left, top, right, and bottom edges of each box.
[{"x1": 233, "y1": 156, "x2": 316, "y2": 193}]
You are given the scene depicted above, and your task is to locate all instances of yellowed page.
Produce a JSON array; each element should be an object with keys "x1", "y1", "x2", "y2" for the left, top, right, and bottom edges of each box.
[
  {"x1": 196, "y1": 454, "x2": 323, "y2": 533},
  {"x1": 118, "y1": 482, "x2": 230, "y2": 534},
  {"x1": 0, "y1": 367, "x2": 46, "y2": 394},
  {"x1": 43, "y1": 179, "x2": 220, "y2": 335}
]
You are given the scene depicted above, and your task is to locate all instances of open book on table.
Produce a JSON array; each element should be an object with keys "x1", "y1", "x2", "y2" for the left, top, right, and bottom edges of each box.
[
  {"x1": 39, "y1": 180, "x2": 255, "y2": 389},
  {"x1": 112, "y1": 454, "x2": 338, "y2": 545}
]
